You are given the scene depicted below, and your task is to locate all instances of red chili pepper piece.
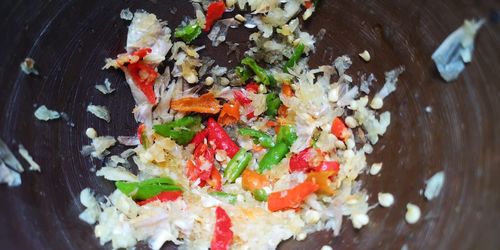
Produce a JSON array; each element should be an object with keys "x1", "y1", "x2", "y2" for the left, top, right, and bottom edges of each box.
[
  {"x1": 207, "y1": 167, "x2": 222, "y2": 191},
  {"x1": 267, "y1": 181, "x2": 319, "y2": 212},
  {"x1": 137, "y1": 123, "x2": 146, "y2": 144},
  {"x1": 245, "y1": 82, "x2": 259, "y2": 93},
  {"x1": 204, "y1": 1, "x2": 226, "y2": 32},
  {"x1": 207, "y1": 118, "x2": 239, "y2": 158},
  {"x1": 186, "y1": 159, "x2": 199, "y2": 181},
  {"x1": 193, "y1": 143, "x2": 215, "y2": 180},
  {"x1": 211, "y1": 206, "x2": 233, "y2": 250},
  {"x1": 233, "y1": 90, "x2": 252, "y2": 105},
  {"x1": 289, "y1": 148, "x2": 313, "y2": 172},
  {"x1": 127, "y1": 62, "x2": 158, "y2": 104},
  {"x1": 190, "y1": 128, "x2": 209, "y2": 148},
  {"x1": 313, "y1": 161, "x2": 340, "y2": 172},
  {"x1": 132, "y1": 48, "x2": 152, "y2": 59},
  {"x1": 331, "y1": 117, "x2": 349, "y2": 140},
  {"x1": 246, "y1": 111, "x2": 255, "y2": 119},
  {"x1": 136, "y1": 191, "x2": 182, "y2": 206},
  {"x1": 304, "y1": 1, "x2": 313, "y2": 9}
]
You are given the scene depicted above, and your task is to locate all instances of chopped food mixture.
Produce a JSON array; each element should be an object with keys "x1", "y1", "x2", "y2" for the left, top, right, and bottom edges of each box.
[{"x1": 79, "y1": 2, "x2": 405, "y2": 249}]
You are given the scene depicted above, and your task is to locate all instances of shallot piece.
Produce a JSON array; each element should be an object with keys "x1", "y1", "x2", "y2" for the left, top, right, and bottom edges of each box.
[{"x1": 431, "y1": 19, "x2": 485, "y2": 82}]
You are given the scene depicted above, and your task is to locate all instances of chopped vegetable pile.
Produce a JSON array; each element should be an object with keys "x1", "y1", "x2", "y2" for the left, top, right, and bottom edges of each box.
[{"x1": 79, "y1": 1, "x2": 405, "y2": 250}]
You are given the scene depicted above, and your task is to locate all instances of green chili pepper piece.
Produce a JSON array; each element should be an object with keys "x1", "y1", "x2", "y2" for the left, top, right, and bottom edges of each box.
[
  {"x1": 284, "y1": 43, "x2": 305, "y2": 73},
  {"x1": 257, "y1": 142, "x2": 289, "y2": 173},
  {"x1": 140, "y1": 177, "x2": 176, "y2": 186},
  {"x1": 224, "y1": 148, "x2": 252, "y2": 183},
  {"x1": 141, "y1": 132, "x2": 150, "y2": 149},
  {"x1": 252, "y1": 188, "x2": 268, "y2": 201},
  {"x1": 239, "y1": 128, "x2": 275, "y2": 148},
  {"x1": 235, "y1": 66, "x2": 251, "y2": 82},
  {"x1": 174, "y1": 22, "x2": 202, "y2": 43},
  {"x1": 210, "y1": 191, "x2": 237, "y2": 205},
  {"x1": 265, "y1": 93, "x2": 282, "y2": 117},
  {"x1": 153, "y1": 116, "x2": 201, "y2": 145},
  {"x1": 276, "y1": 125, "x2": 298, "y2": 147},
  {"x1": 241, "y1": 57, "x2": 276, "y2": 86},
  {"x1": 115, "y1": 178, "x2": 182, "y2": 200}
]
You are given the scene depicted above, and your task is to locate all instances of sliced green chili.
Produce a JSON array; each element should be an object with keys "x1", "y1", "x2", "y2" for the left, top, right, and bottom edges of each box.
[
  {"x1": 153, "y1": 116, "x2": 201, "y2": 145},
  {"x1": 224, "y1": 148, "x2": 252, "y2": 183},
  {"x1": 116, "y1": 177, "x2": 182, "y2": 200},
  {"x1": 235, "y1": 66, "x2": 251, "y2": 82},
  {"x1": 239, "y1": 128, "x2": 275, "y2": 148},
  {"x1": 174, "y1": 22, "x2": 202, "y2": 43},
  {"x1": 284, "y1": 43, "x2": 305, "y2": 73},
  {"x1": 241, "y1": 57, "x2": 276, "y2": 86},
  {"x1": 276, "y1": 125, "x2": 298, "y2": 147},
  {"x1": 265, "y1": 92, "x2": 282, "y2": 117},
  {"x1": 210, "y1": 191, "x2": 237, "y2": 205},
  {"x1": 257, "y1": 142, "x2": 289, "y2": 173}
]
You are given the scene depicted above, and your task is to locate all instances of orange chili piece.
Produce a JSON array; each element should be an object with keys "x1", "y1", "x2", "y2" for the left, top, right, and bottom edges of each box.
[
  {"x1": 171, "y1": 93, "x2": 221, "y2": 114},
  {"x1": 277, "y1": 104, "x2": 288, "y2": 118},
  {"x1": 281, "y1": 84, "x2": 294, "y2": 97},
  {"x1": 306, "y1": 171, "x2": 336, "y2": 195},
  {"x1": 207, "y1": 167, "x2": 222, "y2": 191},
  {"x1": 331, "y1": 117, "x2": 349, "y2": 140},
  {"x1": 241, "y1": 169, "x2": 269, "y2": 192},
  {"x1": 267, "y1": 181, "x2": 319, "y2": 212},
  {"x1": 218, "y1": 101, "x2": 240, "y2": 126}
]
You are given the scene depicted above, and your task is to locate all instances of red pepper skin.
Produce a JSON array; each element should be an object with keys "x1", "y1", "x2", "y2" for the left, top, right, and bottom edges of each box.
[
  {"x1": 289, "y1": 148, "x2": 314, "y2": 172},
  {"x1": 127, "y1": 62, "x2": 158, "y2": 104},
  {"x1": 136, "y1": 191, "x2": 182, "y2": 206},
  {"x1": 204, "y1": 1, "x2": 225, "y2": 32},
  {"x1": 233, "y1": 89, "x2": 256, "y2": 119},
  {"x1": 267, "y1": 181, "x2": 319, "y2": 212},
  {"x1": 331, "y1": 117, "x2": 348, "y2": 140},
  {"x1": 132, "y1": 48, "x2": 152, "y2": 58},
  {"x1": 304, "y1": 1, "x2": 313, "y2": 9},
  {"x1": 207, "y1": 118, "x2": 239, "y2": 158},
  {"x1": 245, "y1": 82, "x2": 259, "y2": 93},
  {"x1": 190, "y1": 128, "x2": 208, "y2": 148},
  {"x1": 193, "y1": 143, "x2": 216, "y2": 181},
  {"x1": 246, "y1": 111, "x2": 255, "y2": 119},
  {"x1": 187, "y1": 159, "x2": 200, "y2": 181},
  {"x1": 233, "y1": 90, "x2": 252, "y2": 105},
  {"x1": 211, "y1": 206, "x2": 233, "y2": 250},
  {"x1": 207, "y1": 167, "x2": 222, "y2": 191},
  {"x1": 313, "y1": 161, "x2": 340, "y2": 172},
  {"x1": 137, "y1": 123, "x2": 146, "y2": 144}
]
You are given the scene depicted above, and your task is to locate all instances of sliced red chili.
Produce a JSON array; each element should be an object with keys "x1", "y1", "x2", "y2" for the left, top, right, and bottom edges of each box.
[
  {"x1": 211, "y1": 206, "x2": 233, "y2": 250},
  {"x1": 132, "y1": 48, "x2": 152, "y2": 59},
  {"x1": 207, "y1": 118, "x2": 239, "y2": 158},
  {"x1": 137, "y1": 123, "x2": 146, "y2": 144},
  {"x1": 233, "y1": 90, "x2": 252, "y2": 105},
  {"x1": 289, "y1": 148, "x2": 314, "y2": 172},
  {"x1": 127, "y1": 62, "x2": 158, "y2": 104},
  {"x1": 136, "y1": 191, "x2": 182, "y2": 206},
  {"x1": 204, "y1": 1, "x2": 226, "y2": 32},
  {"x1": 312, "y1": 161, "x2": 340, "y2": 172},
  {"x1": 331, "y1": 117, "x2": 349, "y2": 140},
  {"x1": 190, "y1": 128, "x2": 209, "y2": 148},
  {"x1": 245, "y1": 82, "x2": 259, "y2": 93}
]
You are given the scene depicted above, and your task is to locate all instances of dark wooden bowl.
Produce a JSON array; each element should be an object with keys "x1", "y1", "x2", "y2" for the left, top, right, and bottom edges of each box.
[{"x1": 1, "y1": 0, "x2": 499, "y2": 249}]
